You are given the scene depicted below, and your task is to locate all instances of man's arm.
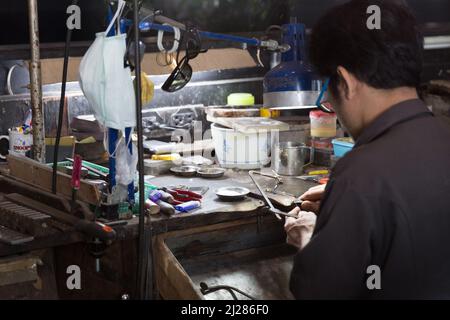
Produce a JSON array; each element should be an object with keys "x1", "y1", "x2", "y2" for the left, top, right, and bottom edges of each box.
[{"x1": 290, "y1": 179, "x2": 379, "y2": 299}]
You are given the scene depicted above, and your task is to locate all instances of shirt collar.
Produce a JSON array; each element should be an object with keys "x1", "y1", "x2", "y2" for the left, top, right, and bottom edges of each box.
[{"x1": 354, "y1": 99, "x2": 433, "y2": 147}]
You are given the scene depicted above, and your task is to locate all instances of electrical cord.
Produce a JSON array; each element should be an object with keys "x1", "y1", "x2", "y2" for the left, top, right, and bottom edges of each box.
[
  {"x1": 52, "y1": 0, "x2": 79, "y2": 194},
  {"x1": 157, "y1": 23, "x2": 180, "y2": 53}
]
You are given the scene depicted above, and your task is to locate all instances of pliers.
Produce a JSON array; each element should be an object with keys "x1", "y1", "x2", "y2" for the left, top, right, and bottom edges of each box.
[{"x1": 161, "y1": 187, "x2": 202, "y2": 203}]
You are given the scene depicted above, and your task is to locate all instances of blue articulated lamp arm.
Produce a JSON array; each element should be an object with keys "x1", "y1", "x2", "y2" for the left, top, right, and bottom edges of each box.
[{"x1": 121, "y1": 18, "x2": 286, "y2": 51}]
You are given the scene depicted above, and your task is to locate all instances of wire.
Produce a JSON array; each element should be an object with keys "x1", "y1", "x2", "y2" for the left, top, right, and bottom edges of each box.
[
  {"x1": 52, "y1": 0, "x2": 79, "y2": 194},
  {"x1": 155, "y1": 52, "x2": 175, "y2": 67},
  {"x1": 157, "y1": 23, "x2": 180, "y2": 54}
]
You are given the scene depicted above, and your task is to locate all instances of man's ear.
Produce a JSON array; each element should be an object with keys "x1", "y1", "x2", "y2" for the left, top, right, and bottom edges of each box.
[{"x1": 336, "y1": 66, "x2": 359, "y2": 100}]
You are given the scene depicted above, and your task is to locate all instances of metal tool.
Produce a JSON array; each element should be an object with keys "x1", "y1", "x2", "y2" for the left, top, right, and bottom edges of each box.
[
  {"x1": 161, "y1": 187, "x2": 202, "y2": 202},
  {"x1": 252, "y1": 170, "x2": 283, "y2": 193},
  {"x1": 248, "y1": 171, "x2": 298, "y2": 219},
  {"x1": 66, "y1": 158, "x2": 109, "y2": 181},
  {"x1": 70, "y1": 155, "x2": 82, "y2": 214}
]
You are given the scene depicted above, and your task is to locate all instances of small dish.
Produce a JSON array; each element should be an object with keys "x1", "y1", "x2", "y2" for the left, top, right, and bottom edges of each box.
[
  {"x1": 170, "y1": 166, "x2": 199, "y2": 177},
  {"x1": 196, "y1": 167, "x2": 226, "y2": 179},
  {"x1": 215, "y1": 186, "x2": 250, "y2": 201}
]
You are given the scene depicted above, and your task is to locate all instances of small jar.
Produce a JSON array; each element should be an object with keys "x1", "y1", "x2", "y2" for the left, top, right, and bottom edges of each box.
[{"x1": 309, "y1": 110, "x2": 337, "y2": 138}]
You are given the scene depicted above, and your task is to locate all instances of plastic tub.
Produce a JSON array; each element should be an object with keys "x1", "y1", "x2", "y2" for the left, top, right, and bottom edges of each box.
[
  {"x1": 227, "y1": 93, "x2": 255, "y2": 106},
  {"x1": 211, "y1": 123, "x2": 270, "y2": 169},
  {"x1": 332, "y1": 138, "x2": 355, "y2": 157},
  {"x1": 310, "y1": 110, "x2": 337, "y2": 138}
]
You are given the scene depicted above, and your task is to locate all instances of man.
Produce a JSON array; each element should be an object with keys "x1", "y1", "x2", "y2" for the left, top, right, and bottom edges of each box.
[{"x1": 285, "y1": 0, "x2": 450, "y2": 299}]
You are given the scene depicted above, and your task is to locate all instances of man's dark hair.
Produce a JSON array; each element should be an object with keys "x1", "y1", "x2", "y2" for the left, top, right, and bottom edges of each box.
[{"x1": 310, "y1": 0, "x2": 423, "y2": 94}]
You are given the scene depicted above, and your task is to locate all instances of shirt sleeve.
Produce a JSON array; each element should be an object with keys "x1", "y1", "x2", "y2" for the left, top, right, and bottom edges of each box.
[{"x1": 289, "y1": 178, "x2": 381, "y2": 299}]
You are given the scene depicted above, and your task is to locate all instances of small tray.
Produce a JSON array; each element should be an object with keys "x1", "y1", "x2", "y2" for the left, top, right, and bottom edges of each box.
[
  {"x1": 215, "y1": 186, "x2": 250, "y2": 201},
  {"x1": 196, "y1": 167, "x2": 226, "y2": 179},
  {"x1": 170, "y1": 166, "x2": 199, "y2": 177}
]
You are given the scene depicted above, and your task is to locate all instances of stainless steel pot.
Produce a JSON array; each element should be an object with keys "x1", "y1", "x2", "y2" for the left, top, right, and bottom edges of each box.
[{"x1": 271, "y1": 142, "x2": 313, "y2": 176}]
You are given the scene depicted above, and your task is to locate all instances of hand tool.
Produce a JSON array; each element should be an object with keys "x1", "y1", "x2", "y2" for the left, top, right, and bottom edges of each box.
[
  {"x1": 70, "y1": 155, "x2": 82, "y2": 214},
  {"x1": 253, "y1": 170, "x2": 283, "y2": 193},
  {"x1": 252, "y1": 170, "x2": 283, "y2": 182},
  {"x1": 66, "y1": 157, "x2": 109, "y2": 182},
  {"x1": 172, "y1": 188, "x2": 202, "y2": 199},
  {"x1": 161, "y1": 187, "x2": 202, "y2": 202},
  {"x1": 187, "y1": 186, "x2": 209, "y2": 195},
  {"x1": 248, "y1": 170, "x2": 298, "y2": 219},
  {"x1": 296, "y1": 174, "x2": 329, "y2": 184}
]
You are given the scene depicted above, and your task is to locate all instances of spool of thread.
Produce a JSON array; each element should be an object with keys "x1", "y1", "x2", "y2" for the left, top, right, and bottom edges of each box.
[
  {"x1": 175, "y1": 201, "x2": 201, "y2": 213},
  {"x1": 149, "y1": 190, "x2": 162, "y2": 202},
  {"x1": 144, "y1": 199, "x2": 160, "y2": 215},
  {"x1": 156, "y1": 200, "x2": 176, "y2": 216},
  {"x1": 158, "y1": 190, "x2": 176, "y2": 204}
]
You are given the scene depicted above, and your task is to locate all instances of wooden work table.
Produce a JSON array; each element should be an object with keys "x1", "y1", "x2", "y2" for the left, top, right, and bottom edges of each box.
[
  {"x1": 0, "y1": 166, "x2": 317, "y2": 256},
  {"x1": 0, "y1": 164, "x2": 318, "y2": 299}
]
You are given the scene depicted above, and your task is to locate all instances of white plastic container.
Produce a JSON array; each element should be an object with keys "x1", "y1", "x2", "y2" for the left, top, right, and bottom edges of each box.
[
  {"x1": 211, "y1": 123, "x2": 270, "y2": 169},
  {"x1": 309, "y1": 110, "x2": 337, "y2": 138}
]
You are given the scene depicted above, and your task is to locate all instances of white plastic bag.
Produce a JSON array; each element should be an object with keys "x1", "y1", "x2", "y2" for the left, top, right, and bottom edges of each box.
[
  {"x1": 79, "y1": 0, "x2": 136, "y2": 132},
  {"x1": 115, "y1": 138, "x2": 138, "y2": 186}
]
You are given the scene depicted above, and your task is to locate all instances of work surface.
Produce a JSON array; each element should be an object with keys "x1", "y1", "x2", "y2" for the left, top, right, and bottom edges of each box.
[
  {"x1": 119, "y1": 168, "x2": 317, "y2": 237},
  {"x1": 0, "y1": 164, "x2": 316, "y2": 255}
]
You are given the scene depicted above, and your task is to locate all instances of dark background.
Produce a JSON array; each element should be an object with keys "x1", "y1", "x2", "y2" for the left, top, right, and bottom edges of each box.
[{"x1": 0, "y1": 0, "x2": 449, "y2": 45}]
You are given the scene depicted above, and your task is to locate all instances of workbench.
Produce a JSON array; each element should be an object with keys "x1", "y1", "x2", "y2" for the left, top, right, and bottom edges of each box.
[
  {"x1": 116, "y1": 169, "x2": 316, "y2": 238},
  {"x1": 0, "y1": 163, "x2": 317, "y2": 299}
]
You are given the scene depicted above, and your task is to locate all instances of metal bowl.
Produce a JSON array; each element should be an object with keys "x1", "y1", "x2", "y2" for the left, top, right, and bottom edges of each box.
[
  {"x1": 196, "y1": 167, "x2": 226, "y2": 179},
  {"x1": 170, "y1": 166, "x2": 199, "y2": 177},
  {"x1": 215, "y1": 186, "x2": 250, "y2": 201}
]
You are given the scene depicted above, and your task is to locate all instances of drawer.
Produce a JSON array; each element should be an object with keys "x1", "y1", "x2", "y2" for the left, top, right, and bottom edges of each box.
[{"x1": 155, "y1": 216, "x2": 296, "y2": 300}]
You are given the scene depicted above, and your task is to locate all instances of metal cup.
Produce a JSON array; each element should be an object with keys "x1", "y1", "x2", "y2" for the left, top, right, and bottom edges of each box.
[{"x1": 271, "y1": 142, "x2": 313, "y2": 176}]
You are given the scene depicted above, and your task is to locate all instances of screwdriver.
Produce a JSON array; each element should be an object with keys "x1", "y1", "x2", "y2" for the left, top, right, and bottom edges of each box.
[{"x1": 70, "y1": 155, "x2": 82, "y2": 214}]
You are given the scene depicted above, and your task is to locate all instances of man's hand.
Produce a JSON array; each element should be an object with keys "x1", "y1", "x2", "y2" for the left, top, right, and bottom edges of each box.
[
  {"x1": 299, "y1": 184, "x2": 326, "y2": 214},
  {"x1": 284, "y1": 207, "x2": 317, "y2": 250}
]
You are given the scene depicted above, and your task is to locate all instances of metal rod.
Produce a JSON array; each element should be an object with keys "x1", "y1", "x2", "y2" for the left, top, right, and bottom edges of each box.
[
  {"x1": 52, "y1": 0, "x2": 78, "y2": 193},
  {"x1": 249, "y1": 171, "x2": 277, "y2": 211},
  {"x1": 134, "y1": 0, "x2": 154, "y2": 300},
  {"x1": 27, "y1": 0, "x2": 45, "y2": 163},
  {"x1": 249, "y1": 171, "x2": 298, "y2": 219},
  {"x1": 139, "y1": 22, "x2": 262, "y2": 47}
]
